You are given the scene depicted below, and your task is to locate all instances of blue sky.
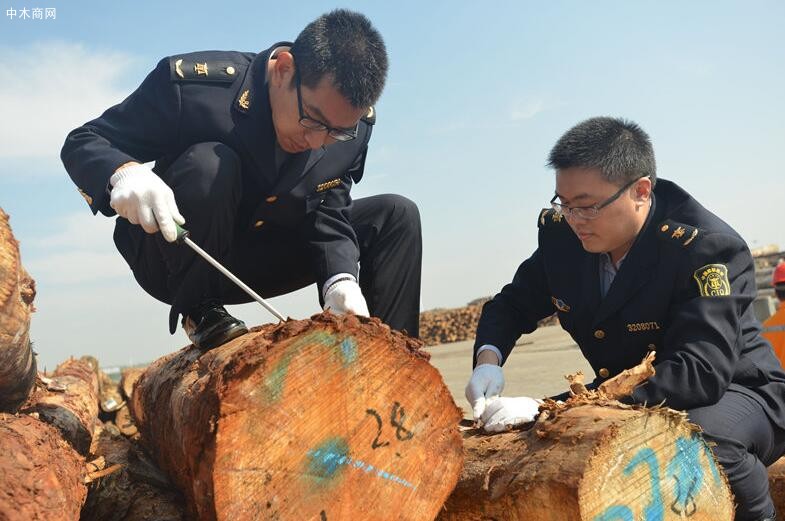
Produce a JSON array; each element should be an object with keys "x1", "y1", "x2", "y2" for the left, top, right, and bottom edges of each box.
[{"x1": 1, "y1": 1, "x2": 783, "y2": 368}]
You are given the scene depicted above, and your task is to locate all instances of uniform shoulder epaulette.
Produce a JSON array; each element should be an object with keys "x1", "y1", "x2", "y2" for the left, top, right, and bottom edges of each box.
[
  {"x1": 537, "y1": 208, "x2": 567, "y2": 229},
  {"x1": 169, "y1": 55, "x2": 244, "y2": 83},
  {"x1": 361, "y1": 106, "x2": 376, "y2": 125},
  {"x1": 657, "y1": 219, "x2": 701, "y2": 248}
]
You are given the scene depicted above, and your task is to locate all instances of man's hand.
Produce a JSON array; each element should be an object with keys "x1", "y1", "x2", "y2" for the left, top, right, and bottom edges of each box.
[
  {"x1": 465, "y1": 360, "x2": 504, "y2": 421},
  {"x1": 323, "y1": 279, "x2": 370, "y2": 317},
  {"x1": 109, "y1": 162, "x2": 185, "y2": 242},
  {"x1": 481, "y1": 396, "x2": 542, "y2": 433}
]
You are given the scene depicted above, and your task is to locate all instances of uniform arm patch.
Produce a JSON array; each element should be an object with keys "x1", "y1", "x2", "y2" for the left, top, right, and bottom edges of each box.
[{"x1": 693, "y1": 264, "x2": 731, "y2": 297}]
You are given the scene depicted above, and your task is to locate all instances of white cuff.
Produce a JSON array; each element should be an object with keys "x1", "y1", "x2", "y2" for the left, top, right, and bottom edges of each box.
[
  {"x1": 476, "y1": 344, "x2": 503, "y2": 365},
  {"x1": 322, "y1": 273, "x2": 357, "y2": 299}
]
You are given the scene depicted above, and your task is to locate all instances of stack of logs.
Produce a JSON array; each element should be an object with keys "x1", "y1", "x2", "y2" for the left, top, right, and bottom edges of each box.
[
  {"x1": 0, "y1": 209, "x2": 185, "y2": 520},
  {"x1": 4, "y1": 204, "x2": 785, "y2": 520},
  {"x1": 419, "y1": 298, "x2": 558, "y2": 346}
]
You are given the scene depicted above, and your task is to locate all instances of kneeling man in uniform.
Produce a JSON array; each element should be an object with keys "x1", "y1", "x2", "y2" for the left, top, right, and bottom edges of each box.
[
  {"x1": 465, "y1": 116, "x2": 785, "y2": 521},
  {"x1": 61, "y1": 9, "x2": 421, "y2": 349}
]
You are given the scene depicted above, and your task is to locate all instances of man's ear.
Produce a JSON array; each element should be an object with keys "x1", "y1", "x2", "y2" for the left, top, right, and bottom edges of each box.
[
  {"x1": 634, "y1": 177, "x2": 653, "y2": 202},
  {"x1": 271, "y1": 51, "x2": 296, "y2": 88}
]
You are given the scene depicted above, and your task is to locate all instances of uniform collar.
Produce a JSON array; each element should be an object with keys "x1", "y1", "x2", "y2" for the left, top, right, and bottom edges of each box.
[
  {"x1": 592, "y1": 194, "x2": 662, "y2": 325},
  {"x1": 233, "y1": 41, "x2": 292, "y2": 116}
]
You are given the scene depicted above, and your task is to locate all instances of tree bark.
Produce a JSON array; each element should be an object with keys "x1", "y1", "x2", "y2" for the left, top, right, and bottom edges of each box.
[
  {"x1": 24, "y1": 358, "x2": 100, "y2": 455},
  {"x1": 0, "y1": 208, "x2": 37, "y2": 412},
  {"x1": 0, "y1": 358, "x2": 99, "y2": 520},
  {"x1": 0, "y1": 413, "x2": 86, "y2": 521},
  {"x1": 769, "y1": 457, "x2": 785, "y2": 517},
  {"x1": 131, "y1": 313, "x2": 464, "y2": 521},
  {"x1": 120, "y1": 367, "x2": 144, "y2": 402},
  {"x1": 439, "y1": 403, "x2": 734, "y2": 521},
  {"x1": 81, "y1": 421, "x2": 185, "y2": 521}
]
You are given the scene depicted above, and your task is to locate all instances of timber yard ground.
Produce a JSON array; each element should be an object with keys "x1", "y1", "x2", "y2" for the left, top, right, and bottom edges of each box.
[{"x1": 426, "y1": 325, "x2": 592, "y2": 418}]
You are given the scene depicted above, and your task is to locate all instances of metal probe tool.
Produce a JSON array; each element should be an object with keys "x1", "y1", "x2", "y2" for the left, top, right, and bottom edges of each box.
[{"x1": 174, "y1": 223, "x2": 286, "y2": 322}]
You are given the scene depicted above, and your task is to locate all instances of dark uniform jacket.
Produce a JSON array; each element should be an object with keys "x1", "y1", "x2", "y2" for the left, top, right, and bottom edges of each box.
[
  {"x1": 475, "y1": 179, "x2": 785, "y2": 428},
  {"x1": 60, "y1": 43, "x2": 375, "y2": 290}
]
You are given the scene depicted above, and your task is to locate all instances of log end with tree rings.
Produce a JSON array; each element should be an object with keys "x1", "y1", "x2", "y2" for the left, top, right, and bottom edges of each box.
[
  {"x1": 131, "y1": 312, "x2": 464, "y2": 521},
  {"x1": 440, "y1": 403, "x2": 734, "y2": 521},
  {"x1": 0, "y1": 208, "x2": 37, "y2": 412}
]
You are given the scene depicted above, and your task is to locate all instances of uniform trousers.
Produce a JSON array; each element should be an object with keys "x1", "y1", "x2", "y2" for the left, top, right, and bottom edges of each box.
[{"x1": 112, "y1": 142, "x2": 422, "y2": 338}]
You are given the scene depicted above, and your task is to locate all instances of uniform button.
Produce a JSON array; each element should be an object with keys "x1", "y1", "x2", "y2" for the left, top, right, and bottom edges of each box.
[
  {"x1": 226, "y1": 66, "x2": 236, "y2": 75},
  {"x1": 265, "y1": 195, "x2": 278, "y2": 203},
  {"x1": 254, "y1": 220, "x2": 264, "y2": 228},
  {"x1": 594, "y1": 329, "x2": 606, "y2": 339},
  {"x1": 599, "y1": 368, "x2": 610, "y2": 378},
  {"x1": 660, "y1": 224, "x2": 669, "y2": 232}
]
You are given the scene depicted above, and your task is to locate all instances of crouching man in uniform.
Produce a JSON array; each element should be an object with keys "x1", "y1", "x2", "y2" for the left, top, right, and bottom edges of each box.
[
  {"x1": 61, "y1": 9, "x2": 421, "y2": 349},
  {"x1": 465, "y1": 117, "x2": 785, "y2": 521}
]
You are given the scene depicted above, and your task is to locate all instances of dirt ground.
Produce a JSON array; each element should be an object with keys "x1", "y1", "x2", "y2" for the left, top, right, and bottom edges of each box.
[{"x1": 424, "y1": 325, "x2": 593, "y2": 417}]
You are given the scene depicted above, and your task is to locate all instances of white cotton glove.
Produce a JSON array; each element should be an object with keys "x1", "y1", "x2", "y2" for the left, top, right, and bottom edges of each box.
[
  {"x1": 109, "y1": 163, "x2": 185, "y2": 243},
  {"x1": 481, "y1": 396, "x2": 543, "y2": 433},
  {"x1": 465, "y1": 364, "x2": 505, "y2": 421},
  {"x1": 323, "y1": 279, "x2": 370, "y2": 317}
]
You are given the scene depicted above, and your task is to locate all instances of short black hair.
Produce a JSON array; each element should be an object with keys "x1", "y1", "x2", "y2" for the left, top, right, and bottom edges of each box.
[
  {"x1": 547, "y1": 117, "x2": 657, "y2": 187},
  {"x1": 290, "y1": 9, "x2": 388, "y2": 108}
]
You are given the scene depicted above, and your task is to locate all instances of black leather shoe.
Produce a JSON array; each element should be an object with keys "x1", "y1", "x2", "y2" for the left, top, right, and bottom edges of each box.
[{"x1": 182, "y1": 303, "x2": 248, "y2": 350}]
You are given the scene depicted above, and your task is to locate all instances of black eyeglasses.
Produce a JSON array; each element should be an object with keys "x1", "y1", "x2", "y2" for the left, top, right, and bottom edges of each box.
[
  {"x1": 294, "y1": 67, "x2": 358, "y2": 142},
  {"x1": 550, "y1": 175, "x2": 649, "y2": 220}
]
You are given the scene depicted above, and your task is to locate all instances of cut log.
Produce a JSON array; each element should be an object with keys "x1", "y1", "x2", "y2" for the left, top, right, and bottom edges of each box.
[
  {"x1": 24, "y1": 357, "x2": 99, "y2": 455},
  {"x1": 81, "y1": 421, "x2": 185, "y2": 521},
  {"x1": 81, "y1": 355, "x2": 125, "y2": 418},
  {"x1": 0, "y1": 208, "x2": 37, "y2": 411},
  {"x1": 120, "y1": 367, "x2": 144, "y2": 401},
  {"x1": 769, "y1": 457, "x2": 785, "y2": 517},
  {"x1": 114, "y1": 405, "x2": 139, "y2": 438},
  {"x1": 0, "y1": 413, "x2": 87, "y2": 520},
  {"x1": 440, "y1": 403, "x2": 734, "y2": 521},
  {"x1": 131, "y1": 313, "x2": 463, "y2": 521}
]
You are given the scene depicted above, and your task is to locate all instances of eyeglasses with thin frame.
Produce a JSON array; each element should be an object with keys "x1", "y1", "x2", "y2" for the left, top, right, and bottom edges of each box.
[
  {"x1": 294, "y1": 67, "x2": 358, "y2": 142},
  {"x1": 550, "y1": 175, "x2": 650, "y2": 220}
]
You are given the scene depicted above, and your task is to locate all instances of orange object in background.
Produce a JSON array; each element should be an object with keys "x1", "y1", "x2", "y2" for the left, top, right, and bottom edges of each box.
[
  {"x1": 763, "y1": 305, "x2": 785, "y2": 369},
  {"x1": 763, "y1": 261, "x2": 785, "y2": 368}
]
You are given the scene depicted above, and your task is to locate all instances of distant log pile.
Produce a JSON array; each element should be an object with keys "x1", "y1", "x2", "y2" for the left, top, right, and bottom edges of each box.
[{"x1": 419, "y1": 297, "x2": 558, "y2": 346}]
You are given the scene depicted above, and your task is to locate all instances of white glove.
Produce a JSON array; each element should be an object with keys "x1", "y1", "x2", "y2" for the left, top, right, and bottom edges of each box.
[
  {"x1": 465, "y1": 364, "x2": 505, "y2": 421},
  {"x1": 109, "y1": 163, "x2": 185, "y2": 243},
  {"x1": 481, "y1": 396, "x2": 543, "y2": 433},
  {"x1": 323, "y1": 279, "x2": 370, "y2": 317}
]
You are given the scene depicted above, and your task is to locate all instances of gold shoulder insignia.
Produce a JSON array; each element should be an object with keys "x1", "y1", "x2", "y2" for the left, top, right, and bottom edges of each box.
[
  {"x1": 361, "y1": 106, "x2": 376, "y2": 125},
  {"x1": 316, "y1": 178, "x2": 342, "y2": 192},
  {"x1": 658, "y1": 220, "x2": 699, "y2": 247},
  {"x1": 693, "y1": 264, "x2": 731, "y2": 297},
  {"x1": 238, "y1": 90, "x2": 250, "y2": 110},
  {"x1": 537, "y1": 208, "x2": 566, "y2": 229},
  {"x1": 170, "y1": 56, "x2": 241, "y2": 83}
]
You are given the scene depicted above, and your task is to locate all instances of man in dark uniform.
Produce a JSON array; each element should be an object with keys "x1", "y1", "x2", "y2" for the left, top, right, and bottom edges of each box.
[
  {"x1": 465, "y1": 117, "x2": 785, "y2": 520},
  {"x1": 60, "y1": 9, "x2": 422, "y2": 349}
]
